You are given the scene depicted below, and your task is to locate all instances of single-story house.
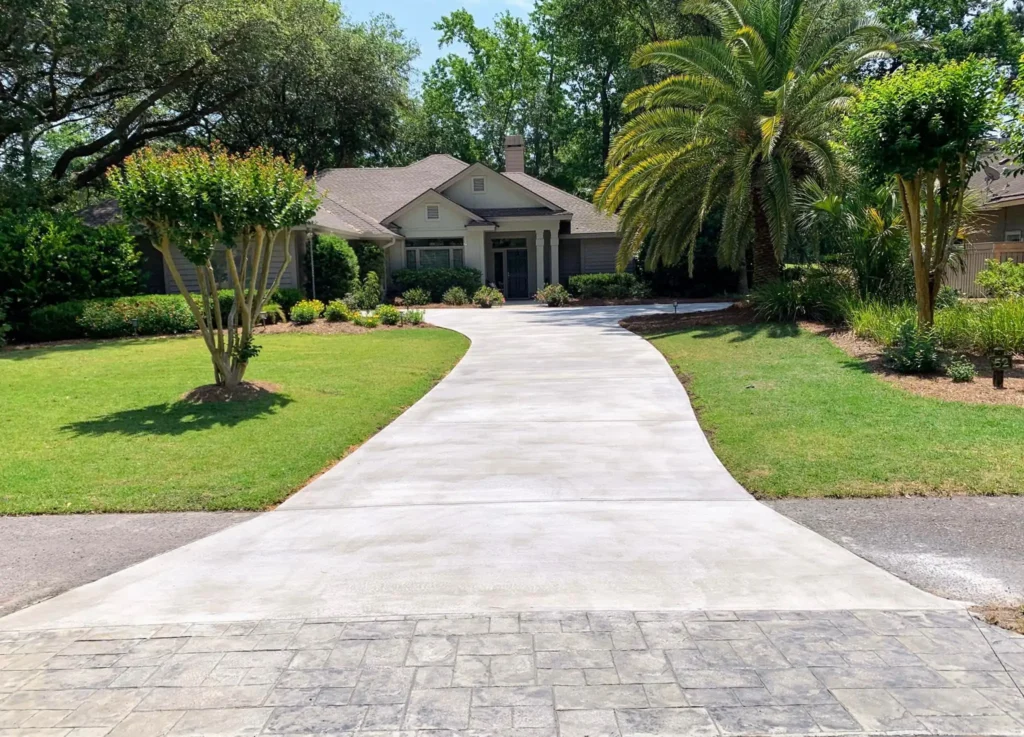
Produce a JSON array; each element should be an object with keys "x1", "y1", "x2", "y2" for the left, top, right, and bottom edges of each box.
[
  {"x1": 86, "y1": 136, "x2": 622, "y2": 300},
  {"x1": 951, "y1": 157, "x2": 1024, "y2": 295},
  {"x1": 311, "y1": 135, "x2": 621, "y2": 298}
]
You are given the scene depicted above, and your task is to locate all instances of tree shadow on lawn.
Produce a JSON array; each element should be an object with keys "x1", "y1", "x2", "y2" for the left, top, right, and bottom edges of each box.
[
  {"x1": 0, "y1": 336, "x2": 191, "y2": 361},
  {"x1": 62, "y1": 391, "x2": 293, "y2": 437},
  {"x1": 645, "y1": 322, "x2": 801, "y2": 343}
]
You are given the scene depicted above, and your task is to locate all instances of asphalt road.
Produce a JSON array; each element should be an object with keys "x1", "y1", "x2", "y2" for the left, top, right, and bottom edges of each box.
[
  {"x1": 768, "y1": 497, "x2": 1024, "y2": 605},
  {"x1": 0, "y1": 512, "x2": 256, "y2": 617}
]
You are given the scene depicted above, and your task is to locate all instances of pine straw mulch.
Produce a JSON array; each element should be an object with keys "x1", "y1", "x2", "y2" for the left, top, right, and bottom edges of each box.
[
  {"x1": 973, "y1": 605, "x2": 1024, "y2": 636},
  {"x1": 181, "y1": 380, "x2": 281, "y2": 404},
  {"x1": 619, "y1": 303, "x2": 752, "y2": 335},
  {"x1": 803, "y1": 321, "x2": 1024, "y2": 408}
]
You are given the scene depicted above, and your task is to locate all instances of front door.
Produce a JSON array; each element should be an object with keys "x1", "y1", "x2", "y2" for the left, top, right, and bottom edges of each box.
[{"x1": 505, "y1": 248, "x2": 529, "y2": 299}]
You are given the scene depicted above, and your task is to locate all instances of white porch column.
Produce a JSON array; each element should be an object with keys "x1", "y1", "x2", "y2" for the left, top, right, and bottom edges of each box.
[
  {"x1": 535, "y1": 229, "x2": 546, "y2": 290},
  {"x1": 550, "y1": 230, "x2": 560, "y2": 287}
]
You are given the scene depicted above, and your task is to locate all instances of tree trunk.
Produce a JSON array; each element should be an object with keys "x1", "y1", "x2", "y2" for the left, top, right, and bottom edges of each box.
[
  {"x1": 737, "y1": 247, "x2": 749, "y2": 295},
  {"x1": 751, "y1": 190, "x2": 781, "y2": 286},
  {"x1": 600, "y1": 64, "x2": 614, "y2": 166}
]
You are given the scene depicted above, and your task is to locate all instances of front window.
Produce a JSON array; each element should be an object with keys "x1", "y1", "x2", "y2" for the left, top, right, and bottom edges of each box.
[{"x1": 404, "y1": 239, "x2": 464, "y2": 270}]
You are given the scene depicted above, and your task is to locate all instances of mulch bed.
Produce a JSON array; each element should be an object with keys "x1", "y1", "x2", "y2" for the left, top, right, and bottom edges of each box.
[
  {"x1": 804, "y1": 321, "x2": 1024, "y2": 407},
  {"x1": 620, "y1": 304, "x2": 751, "y2": 334},
  {"x1": 181, "y1": 381, "x2": 281, "y2": 404}
]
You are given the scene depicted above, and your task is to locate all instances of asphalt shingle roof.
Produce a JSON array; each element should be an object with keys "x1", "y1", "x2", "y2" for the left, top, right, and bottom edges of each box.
[{"x1": 969, "y1": 156, "x2": 1024, "y2": 207}]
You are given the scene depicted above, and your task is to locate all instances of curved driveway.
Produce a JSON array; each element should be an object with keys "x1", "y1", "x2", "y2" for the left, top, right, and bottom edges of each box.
[{"x1": 0, "y1": 305, "x2": 951, "y2": 631}]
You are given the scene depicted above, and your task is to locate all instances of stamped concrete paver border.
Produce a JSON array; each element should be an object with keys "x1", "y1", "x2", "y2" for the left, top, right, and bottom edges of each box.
[{"x1": 2, "y1": 609, "x2": 1023, "y2": 736}]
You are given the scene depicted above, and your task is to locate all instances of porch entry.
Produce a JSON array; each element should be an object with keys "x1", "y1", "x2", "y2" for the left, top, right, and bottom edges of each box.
[{"x1": 492, "y1": 238, "x2": 529, "y2": 299}]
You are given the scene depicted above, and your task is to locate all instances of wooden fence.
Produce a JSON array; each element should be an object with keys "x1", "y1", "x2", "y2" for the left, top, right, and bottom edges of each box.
[{"x1": 945, "y1": 242, "x2": 1024, "y2": 296}]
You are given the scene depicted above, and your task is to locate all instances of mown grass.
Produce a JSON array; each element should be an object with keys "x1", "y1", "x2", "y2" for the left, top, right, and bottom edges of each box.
[
  {"x1": 648, "y1": 323, "x2": 1024, "y2": 498},
  {"x1": 0, "y1": 329, "x2": 468, "y2": 513}
]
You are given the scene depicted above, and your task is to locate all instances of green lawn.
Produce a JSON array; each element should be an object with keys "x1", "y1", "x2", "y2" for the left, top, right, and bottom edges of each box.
[
  {"x1": 648, "y1": 323, "x2": 1024, "y2": 498},
  {"x1": 0, "y1": 329, "x2": 468, "y2": 513}
]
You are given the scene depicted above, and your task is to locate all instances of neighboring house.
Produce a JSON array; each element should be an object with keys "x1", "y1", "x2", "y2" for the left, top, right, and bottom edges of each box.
[
  {"x1": 83, "y1": 136, "x2": 621, "y2": 299},
  {"x1": 954, "y1": 157, "x2": 1024, "y2": 295},
  {"x1": 312, "y1": 135, "x2": 621, "y2": 299}
]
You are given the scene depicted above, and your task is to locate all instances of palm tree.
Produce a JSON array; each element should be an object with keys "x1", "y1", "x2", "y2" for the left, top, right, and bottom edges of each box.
[{"x1": 595, "y1": 0, "x2": 899, "y2": 285}]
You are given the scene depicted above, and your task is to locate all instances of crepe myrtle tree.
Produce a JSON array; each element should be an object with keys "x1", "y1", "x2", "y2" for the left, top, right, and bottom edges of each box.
[
  {"x1": 847, "y1": 58, "x2": 1001, "y2": 326},
  {"x1": 109, "y1": 146, "x2": 320, "y2": 388}
]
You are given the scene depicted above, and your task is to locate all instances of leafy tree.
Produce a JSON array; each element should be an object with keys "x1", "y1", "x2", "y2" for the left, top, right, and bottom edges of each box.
[
  {"x1": 109, "y1": 146, "x2": 320, "y2": 388},
  {"x1": 847, "y1": 58, "x2": 1000, "y2": 324},
  {"x1": 596, "y1": 0, "x2": 897, "y2": 285}
]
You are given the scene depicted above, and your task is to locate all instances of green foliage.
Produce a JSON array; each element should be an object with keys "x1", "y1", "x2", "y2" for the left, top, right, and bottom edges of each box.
[
  {"x1": 324, "y1": 300, "x2": 351, "y2": 322},
  {"x1": 536, "y1": 283, "x2": 571, "y2": 307},
  {"x1": 375, "y1": 304, "x2": 401, "y2": 325},
  {"x1": 290, "y1": 299, "x2": 324, "y2": 325},
  {"x1": 976, "y1": 259, "x2": 1024, "y2": 298},
  {"x1": 401, "y1": 309, "x2": 425, "y2": 325},
  {"x1": 595, "y1": 0, "x2": 898, "y2": 281},
  {"x1": 351, "y1": 241, "x2": 387, "y2": 281},
  {"x1": 883, "y1": 321, "x2": 942, "y2": 373},
  {"x1": 568, "y1": 272, "x2": 640, "y2": 299},
  {"x1": 932, "y1": 301, "x2": 981, "y2": 349},
  {"x1": 353, "y1": 272, "x2": 383, "y2": 311},
  {"x1": 750, "y1": 268, "x2": 855, "y2": 323},
  {"x1": 750, "y1": 281, "x2": 804, "y2": 322},
  {"x1": 975, "y1": 298, "x2": 1024, "y2": 355},
  {"x1": 935, "y1": 285, "x2": 962, "y2": 308},
  {"x1": 441, "y1": 287, "x2": 469, "y2": 306},
  {"x1": 473, "y1": 285, "x2": 505, "y2": 308},
  {"x1": 352, "y1": 312, "x2": 380, "y2": 328},
  {"x1": 271, "y1": 288, "x2": 304, "y2": 314},
  {"x1": 76, "y1": 296, "x2": 200, "y2": 338},
  {"x1": 24, "y1": 302, "x2": 88, "y2": 342},
  {"x1": 402, "y1": 288, "x2": 433, "y2": 306},
  {"x1": 847, "y1": 59, "x2": 1001, "y2": 184},
  {"x1": 0, "y1": 300, "x2": 9, "y2": 347},
  {"x1": 0, "y1": 209, "x2": 142, "y2": 328},
  {"x1": 260, "y1": 303, "x2": 286, "y2": 325},
  {"x1": 393, "y1": 268, "x2": 482, "y2": 302},
  {"x1": 849, "y1": 301, "x2": 919, "y2": 345},
  {"x1": 307, "y1": 235, "x2": 359, "y2": 302},
  {"x1": 946, "y1": 355, "x2": 977, "y2": 382}
]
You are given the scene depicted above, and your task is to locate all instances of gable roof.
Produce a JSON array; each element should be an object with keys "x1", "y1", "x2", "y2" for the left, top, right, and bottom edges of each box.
[
  {"x1": 383, "y1": 189, "x2": 487, "y2": 225},
  {"x1": 969, "y1": 155, "x2": 1024, "y2": 208},
  {"x1": 314, "y1": 155, "x2": 618, "y2": 237}
]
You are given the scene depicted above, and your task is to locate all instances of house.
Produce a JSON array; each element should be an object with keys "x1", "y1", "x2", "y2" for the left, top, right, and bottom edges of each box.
[
  {"x1": 311, "y1": 135, "x2": 621, "y2": 298},
  {"x1": 952, "y1": 157, "x2": 1024, "y2": 295}
]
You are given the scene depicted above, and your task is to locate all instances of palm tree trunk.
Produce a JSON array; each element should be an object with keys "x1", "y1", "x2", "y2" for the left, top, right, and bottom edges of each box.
[{"x1": 752, "y1": 194, "x2": 781, "y2": 286}]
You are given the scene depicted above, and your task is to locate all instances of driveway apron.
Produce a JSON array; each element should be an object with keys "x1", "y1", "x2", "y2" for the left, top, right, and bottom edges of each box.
[{"x1": 0, "y1": 305, "x2": 952, "y2": 631}]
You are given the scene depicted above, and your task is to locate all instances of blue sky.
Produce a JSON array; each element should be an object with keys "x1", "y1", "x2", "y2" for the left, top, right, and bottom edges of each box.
[{"x1": 340, "y1": 0, "x2": 531, "y2": 78}]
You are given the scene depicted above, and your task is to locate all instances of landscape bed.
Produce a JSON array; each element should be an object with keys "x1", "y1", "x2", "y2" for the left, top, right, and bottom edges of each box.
[
  {"x1": 0, "y1": 329, "x2": 468, "y2": 514},
  {"x1": 625, "y1": 313, "x2": 1024, "y2": 498}
]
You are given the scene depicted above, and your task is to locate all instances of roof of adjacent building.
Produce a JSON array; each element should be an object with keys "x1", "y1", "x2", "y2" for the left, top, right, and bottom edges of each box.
[
  {"x1": 315, "y1": 154, "x2": 618, "y2": 237},
  {"x1": 969, "y1": 154, "x2": 1024, "y2": 208}
]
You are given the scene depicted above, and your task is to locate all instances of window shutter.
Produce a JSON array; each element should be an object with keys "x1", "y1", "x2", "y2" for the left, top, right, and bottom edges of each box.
[
  {"x1": 472, "y1": 177, "x2": 486, "y2": 193},
  {"x1": 426, "y1": 204, "x2": 440, "y2": 220}
]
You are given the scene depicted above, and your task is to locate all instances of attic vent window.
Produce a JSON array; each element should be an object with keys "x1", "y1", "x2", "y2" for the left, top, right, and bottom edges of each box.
[
  {"x1": 472, "y1": 176, "x2": 486, "y2": 193},
  {"x1": 426, "y1": 204, "x2": 440, "y2": 221}
]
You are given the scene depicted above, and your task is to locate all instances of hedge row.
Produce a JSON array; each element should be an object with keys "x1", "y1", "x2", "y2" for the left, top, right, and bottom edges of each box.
[
  {"x1": 392, "y1": 268, "x2": 482, "y2": 302},
  {"x1": 25, "y1": 289, "x2": 299, "y2": 342},
  {"x1": 567, "y1": 272, "x2": 643, "y2": 299}
]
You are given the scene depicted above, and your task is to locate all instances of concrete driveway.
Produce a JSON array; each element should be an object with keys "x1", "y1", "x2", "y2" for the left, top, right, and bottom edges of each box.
[{"x1": 0, "y1": 304, "x2": 951, "y2": 632}]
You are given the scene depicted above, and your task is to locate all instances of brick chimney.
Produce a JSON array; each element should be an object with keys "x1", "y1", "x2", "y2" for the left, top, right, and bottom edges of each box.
[{"x1": 504, "y1": 135, "x2": 525, "y2": 173}]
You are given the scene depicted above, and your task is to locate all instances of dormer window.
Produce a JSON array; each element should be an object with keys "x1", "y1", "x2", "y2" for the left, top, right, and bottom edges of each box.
[
  {"x1": 425, "y1": 204, "x2": 440, "y2": 221},
  {"x1": 472, "y1": 176, "x2": 486, "y2": 193}
]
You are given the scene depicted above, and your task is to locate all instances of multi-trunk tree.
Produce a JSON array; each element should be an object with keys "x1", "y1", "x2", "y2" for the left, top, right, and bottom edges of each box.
[
  {"x1": 847, "y1": 58, "x2": 1000, "y2": 325},
  {"x1": 109, "y1": 146, "x2": 319, "y2": 389}
]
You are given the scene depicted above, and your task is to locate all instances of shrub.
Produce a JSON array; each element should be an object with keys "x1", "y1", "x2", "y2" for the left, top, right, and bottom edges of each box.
[
  {"x1": 290, "y1": 299, "x2": 324, "y2": 325},
  {"x1": 630, "y1": 280, "x2": 653, "y2": 299},
  {"x1": 935, "y1": 285, "x2": 961, "y2": 309},
  {"x1": 26, "y1": 301, "x2": 87, "y2": 341},
  {"x1": 401, "y1": 309, "x2": 425, "y2": 325},
  {"x1": 750, "y1": 280, "x2": 803, "y2": 321},
  {"x1": 568, "y1": 272, "x2": 640, "y2": 299},
  {"x1": 883, "y1": 321, "x2": 941, "y2": 373},
  {"x1": 324, "y1": 300, "x2": 350, "y2": 322},
  {"x1": 848, "y1": 301, "x2": 917, "y2": 346},
  {"x1": 77, "y1": 295, "x2": 198, "y2": 338},
  {"x1": 354, "y1": 272, "x2": 382, "y2": 311},
  {"x1": 375, "y1": 304, "x2": 401, "y2": 325},
  {"x1": 536, "y1": 283, "x2": 570, "y2": 307},
  {"x1": 393, "y1": 268, "x2": 482, "y2": 302},
  {"x1": 306, "y1": 234, "x2": 359, "y2": 301},
  {"x1": 976, "y1": 298, "x2": 1024, "y2": 356},
  {"x1": 932, "y1": 302, "x2": 980, "y2": 351},
  {"x1": 976, "y1": 259, "x2": 1024, "y2": 299},
  {"x1": 0, "y1": 300, "x2": 10, "y2": 347},
  {"x1": 353, "y1": 312, "x2": 380, "y2": 328},
  {"x1": 946, "y1": 355, "x2": 976, "y2": 382},
  {"x1": 271, "y1": 288, "x2": 304, "y2": 314},
  {"x1": 750, "y1": 271, "x2": 852, "y2": 324},
  {"x1": 260, "y1": 303, "x2": 286, "y2": 325},
  {"x1": 0, "y1": 209, "x2": 143, "y2": 330},
  {"x1": 402, "y1": 287, "x2": 432, "y2": 306},
  {"x1": 474, "y1": 285, "x2": 505, "y2": 308},
  {"x1": 351, "y1": 240, "x2": 386, "y2": 282},
  {"x1": 441, "y1": 286, "x2": 469, "y2": 306}
]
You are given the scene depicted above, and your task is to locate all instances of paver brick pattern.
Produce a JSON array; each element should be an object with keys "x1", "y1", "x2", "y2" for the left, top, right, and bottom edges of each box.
[{"x1": 1, "y1": 609, "x2": 1023, "y2": 736}]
